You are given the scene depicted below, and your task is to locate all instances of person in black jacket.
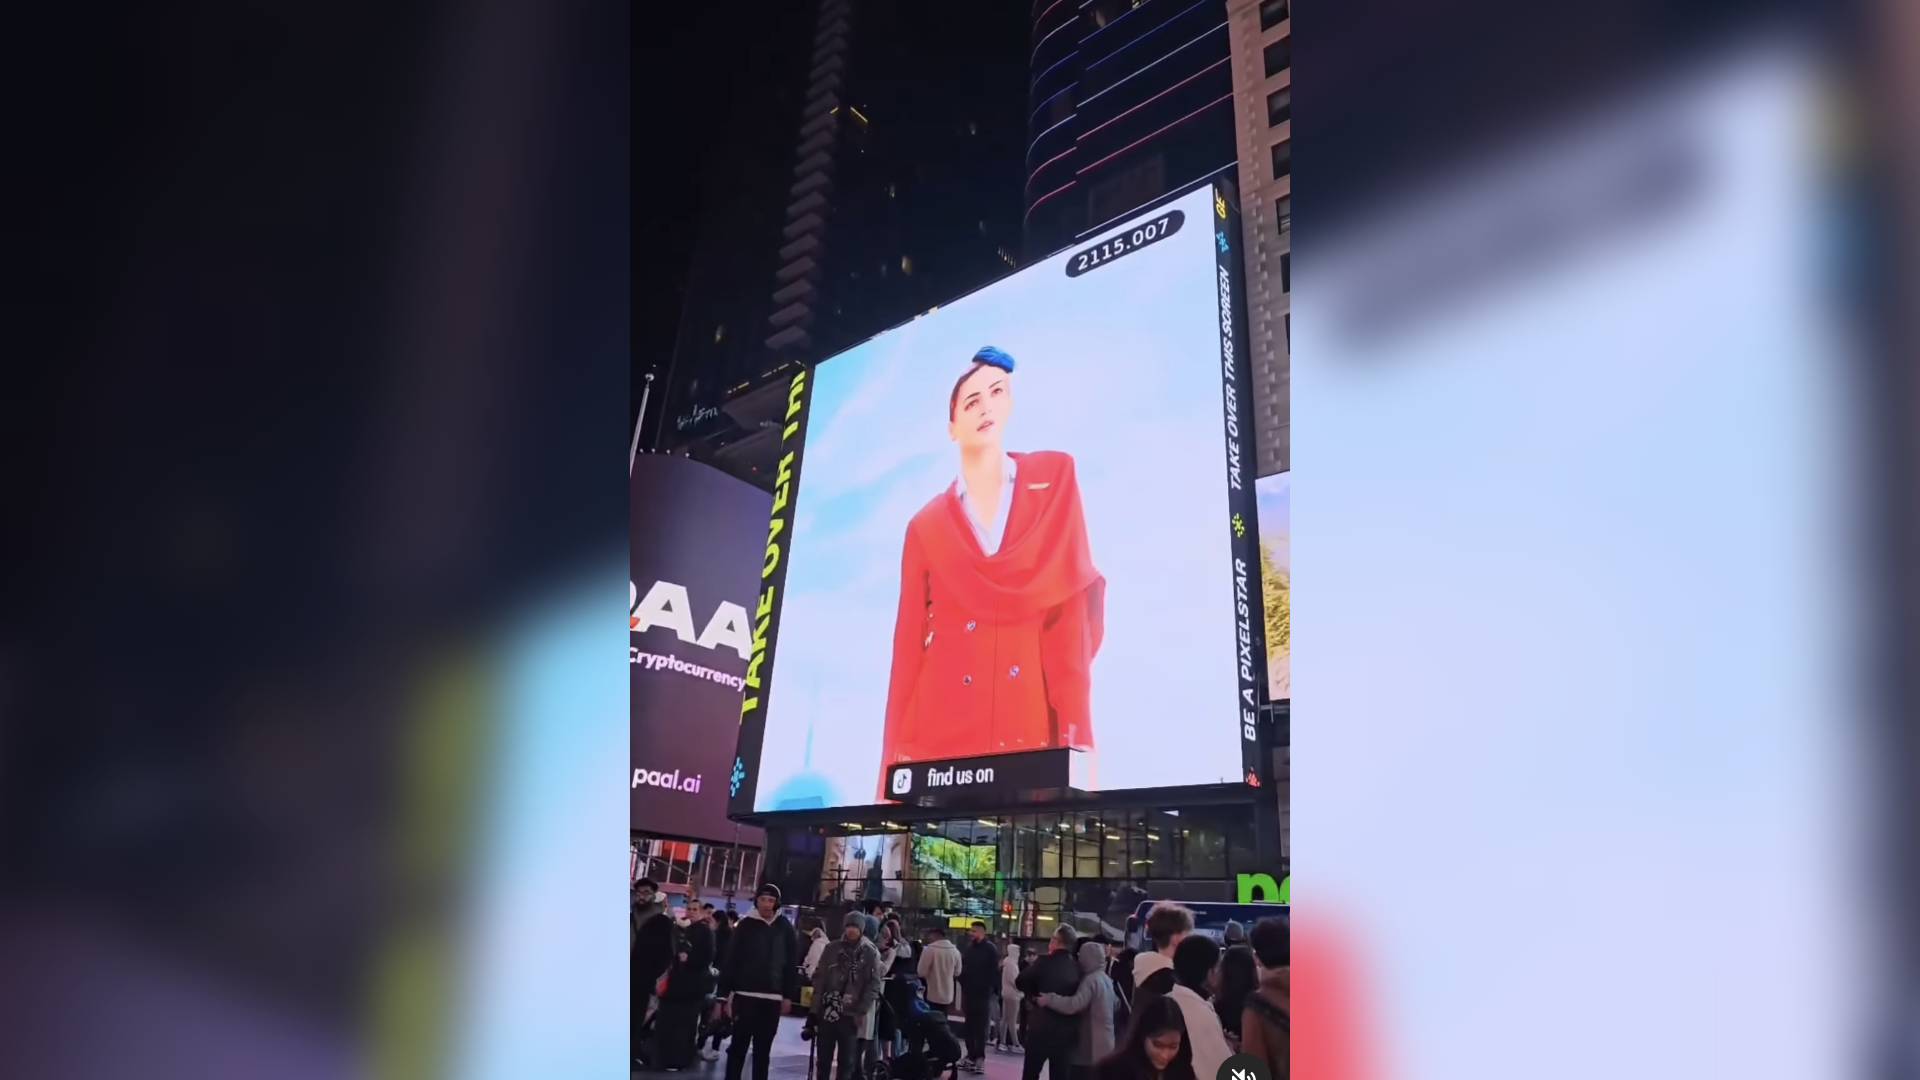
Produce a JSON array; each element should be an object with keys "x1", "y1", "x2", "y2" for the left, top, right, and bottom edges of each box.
[
  {"x1": 632, "y1": 879, "x2": 675, "y2": 1069},
  {"x1": 958, "y1": 920, "x2": 1001, "y2": 1071},
  {"x1": 699, "y1": 909, "x2": 737, "y2": 1061},
  {"x1": 717, "y1": 882, "x2": 800, "y2": 1080},
  {"x1": 1016, "y1": 925, "x2": 1082, "y2": 1080},
  {"x1": 657, "y1": 905, "x2": 717, "y2": 1069}
]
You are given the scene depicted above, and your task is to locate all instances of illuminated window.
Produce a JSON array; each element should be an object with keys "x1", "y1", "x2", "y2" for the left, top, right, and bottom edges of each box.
[
  {"x1": 713, "y1": 324, "x2": 726, "y2": 344},
  {"x1": 968, "y1": 121, "x2": 978, "y2": 136},
  {"x1": 900, "y1": 255, "x2": 913, "y2": 275},
  {"x1": 887, "y1": 181, "x2": 897, "y2": 199}
]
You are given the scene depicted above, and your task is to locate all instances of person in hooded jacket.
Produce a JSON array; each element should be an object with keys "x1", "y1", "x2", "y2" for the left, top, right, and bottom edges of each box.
[
  {"x1": 1032, "y1": 939, "x2": 1119, "y2": 1080},
  {"x1": 1129, "y1": 905, "x2": 1230, "y2": 1080},
  {"x1": 718, "y1": 883, "x2": 800, "y2": 1080},
  {"x1": 1016, "y1": 925, "x2": 1083, "y2": 1080},
  {"x1": 997, "y1": 942, "x2": 1025, "y2": 1052},
  {"x1": 809, "y1": 913, "x2": 883, "y2": 1080}
]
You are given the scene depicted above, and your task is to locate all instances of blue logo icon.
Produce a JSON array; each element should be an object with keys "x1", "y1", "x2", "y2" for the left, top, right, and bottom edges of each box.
[
  {"x1": 1217, "y1": 231, "x2": 1229, "y2": 253},
  {"x1": 729, "y1": 757, "x2": 747, "y2": 797}
]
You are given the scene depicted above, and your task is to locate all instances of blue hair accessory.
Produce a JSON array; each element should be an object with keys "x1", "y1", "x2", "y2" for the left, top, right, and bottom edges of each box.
[{"x1": 972, "y1": 346, "x2": 1015, "y2": 373}]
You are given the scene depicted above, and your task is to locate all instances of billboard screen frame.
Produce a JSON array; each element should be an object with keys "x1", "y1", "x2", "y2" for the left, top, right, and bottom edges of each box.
[{"x1": 727, "y1": 176, "x2": 1267, "y2": 819}]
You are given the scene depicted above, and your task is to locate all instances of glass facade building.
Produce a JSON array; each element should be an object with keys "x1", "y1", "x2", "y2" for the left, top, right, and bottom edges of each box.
[{"x1": 766, "y1": 799, "x2": 1281, "y2": 941}]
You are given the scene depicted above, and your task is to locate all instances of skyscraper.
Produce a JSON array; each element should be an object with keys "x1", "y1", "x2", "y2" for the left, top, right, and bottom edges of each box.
[
  {"x1": 1023, "y1": 0, "x2": 1285, "y2": 477},
  {"x1": 1226, "y1": 0, "x2": 1289, "y2": 476},
  {"x1": 1024, "y1": 0, "x2": 1238, "y2": 259},
  {"x1": 652, "y1": 0, "x2": 1027, "y2": 487}
]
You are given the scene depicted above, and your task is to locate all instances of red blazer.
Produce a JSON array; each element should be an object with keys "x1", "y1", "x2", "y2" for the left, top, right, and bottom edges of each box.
[{"x1": 879, "y1": 450, "x2": 1105, "y2": 798}]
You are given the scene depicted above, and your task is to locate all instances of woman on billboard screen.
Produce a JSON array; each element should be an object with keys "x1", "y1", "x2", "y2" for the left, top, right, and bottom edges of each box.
[{"x1": 878, "y1": 346, "x2": 1106, "y2": 798}]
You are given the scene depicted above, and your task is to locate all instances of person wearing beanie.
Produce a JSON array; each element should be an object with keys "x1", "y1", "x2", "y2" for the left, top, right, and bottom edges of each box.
[
  {"x1": 1222, "y1": 920, "x2": 1247, "y2": 948},
  {"x1": 877, "y1": 345, "x2": 1106, "y2": 799},
  {"x1": 718, "y1": 883, "x2": 800, "y2": 1080},
  {"x1": 808, "y1": 912, "x2": 883, "y2": 1080}
]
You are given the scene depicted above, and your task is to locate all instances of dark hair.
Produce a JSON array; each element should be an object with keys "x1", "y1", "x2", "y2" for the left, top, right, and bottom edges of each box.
[
  {"x1": 948, "y1": 363, "x2": 986, "y2": 420},
  {"x1": 1105, "y1": 995, "x2": 1195, "y2": 1080},
  {"x1": 1214, "y1": 945, "x2": 1258, "y2": 1035},
  {"x1": 1145, "y1": 902, "x2": 1194, "y2": 949},
  {"x1": 925, "y1": 926, "x2": 946, "y2": 939},
  {"x1": 970, "y1": 920, "x2": 988, "y2": 932},
  {"x1": 635, "y1": 878, "x2": 657, "y2": 891},
  {"x1": 1249, "y1": 915, "x2": 1289, "y2": 970},
  {"x1": 1173, "y1": 934, "x2": 1219, "y2": 995}
]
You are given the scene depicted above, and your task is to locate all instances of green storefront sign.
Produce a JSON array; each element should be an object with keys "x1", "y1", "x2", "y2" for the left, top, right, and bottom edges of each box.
[{"x1": 1235, "y1": 872, "x2": 1289, "y2": 904}]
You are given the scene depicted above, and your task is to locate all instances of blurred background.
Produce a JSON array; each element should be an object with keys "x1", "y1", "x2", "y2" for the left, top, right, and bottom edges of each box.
[
  {"x1": 0, "y1": 0, "x2": 1911, "y2": 1077},
  {"x1": 1, "y1": 2, "x2": 629, "y2": 1076}
]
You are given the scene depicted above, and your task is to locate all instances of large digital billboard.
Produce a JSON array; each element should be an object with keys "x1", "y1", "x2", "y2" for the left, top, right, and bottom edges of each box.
[
  {"x1": 730, "y1": 181, "x2": 1264, "y2": 814},
  {"x1": 631, "y1": 454, "x2": 766, "y2": 845}
]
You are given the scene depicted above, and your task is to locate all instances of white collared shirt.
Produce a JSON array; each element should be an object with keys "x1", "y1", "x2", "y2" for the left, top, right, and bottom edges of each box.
[{"x1": 955, "y1": 453, "x2": 1017, "y2": 555}]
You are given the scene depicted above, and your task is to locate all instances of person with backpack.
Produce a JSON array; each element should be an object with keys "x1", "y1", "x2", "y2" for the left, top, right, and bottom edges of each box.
[
  {"x1": 1240, "y1": 917, "x2": 1289, "y2": 1079},
  {"x1": 808, "y1": 913, "x2": 883, "y2": 1080}
]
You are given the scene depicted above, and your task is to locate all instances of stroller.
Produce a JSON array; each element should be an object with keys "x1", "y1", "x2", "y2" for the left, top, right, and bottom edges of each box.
[{"x1": 879, "y1": 975, "x2": 963, "y2": 1080}]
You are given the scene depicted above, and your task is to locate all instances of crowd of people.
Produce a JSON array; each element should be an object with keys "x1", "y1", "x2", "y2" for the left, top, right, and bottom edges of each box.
[{"x1": 634, "y1": 880, "x2": 1289, "y2": 1080}]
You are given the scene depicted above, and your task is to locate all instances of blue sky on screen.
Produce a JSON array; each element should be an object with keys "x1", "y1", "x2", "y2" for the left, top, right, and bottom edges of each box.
[{"x1": 757, "y1": 185, "x2": 1249, "y2": 811}]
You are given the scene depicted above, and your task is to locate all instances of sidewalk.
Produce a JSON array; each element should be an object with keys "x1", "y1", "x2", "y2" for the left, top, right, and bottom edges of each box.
[{"x1": 635, "y1": 1015, "x2": 1034, "y2": 1080}]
